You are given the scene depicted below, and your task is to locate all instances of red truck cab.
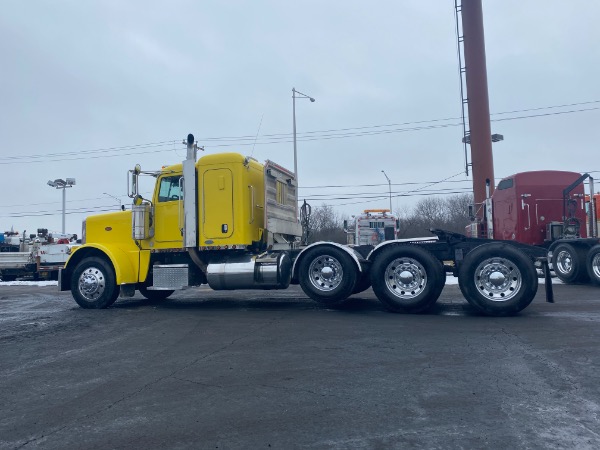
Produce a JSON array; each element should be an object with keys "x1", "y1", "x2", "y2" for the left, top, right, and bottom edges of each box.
[{"x1": 491, "y1": 171, "x2": 587, "y2": 246}]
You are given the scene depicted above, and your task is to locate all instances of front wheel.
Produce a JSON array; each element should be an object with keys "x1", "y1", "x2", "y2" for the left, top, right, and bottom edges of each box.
[
  {"x1": 298, "y1": 246, "x2": 358, "y2": 306},
  {"x1": 71, "y1": 257, "x2": 120, "y2": 309},
  {"x1": 551, "y1": 243, "x2": 589, "y2": 284},
  {"x1": 587, "y1": 245, "x2": 600, "y2": 286},
  {"x1": 458, "y1": 243, "x2": 538, "y2": 316},
  {"x1": 369, "y1": 245, "x2": 445, "y2": 313}
]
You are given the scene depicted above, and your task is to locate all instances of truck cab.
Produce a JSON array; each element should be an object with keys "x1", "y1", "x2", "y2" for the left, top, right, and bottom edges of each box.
[{"x1": 491, "y1": 170, "x2": 587, "y2": 245}]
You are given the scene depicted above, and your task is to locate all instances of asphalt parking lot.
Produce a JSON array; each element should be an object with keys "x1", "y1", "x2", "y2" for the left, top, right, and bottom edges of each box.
[{"x1": 1, "y1": 282, "x2": 600, "y2": 449}]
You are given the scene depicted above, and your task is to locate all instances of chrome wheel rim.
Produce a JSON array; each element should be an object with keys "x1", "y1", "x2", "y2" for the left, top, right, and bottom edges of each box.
[
  {"x1": 78, "y1": 266, "x2": 106, "y2": 301},
  {"x1": 474, "y1": 257, "x2": 522, "y2": 302},
  {"x1": 555, "y1": 250, "x2": 573, "y2": 275},
  {"x1": 308, "y1": 255, "x2": 344, "y2": 292},
  {"x1": 592, "y1": 253, "x2": 600, "y2": 279},
  {"x1": 384, "y1": 257, "x2": 427, "y2": 299}
]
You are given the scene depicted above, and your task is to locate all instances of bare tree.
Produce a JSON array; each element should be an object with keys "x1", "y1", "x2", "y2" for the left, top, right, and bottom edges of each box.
[
  {"x1": 305, "y1": 194, "x2": 474, "y2": 243},
  {"x1": 396, "y1": 205, "x2": 421, "y2": 238},
  {"x1": 396, "y1": 194, "x2": 473, "y2": 238},
  {"x1": 308, "y1": 204, "x2": 346, "y2": 243},
  {"x1": 445, "y1": 193, "x2": 473, "y2": 234}
]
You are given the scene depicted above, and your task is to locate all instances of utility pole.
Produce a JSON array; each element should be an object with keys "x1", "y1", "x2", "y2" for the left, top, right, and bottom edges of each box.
[{"x1": 382, "y1": 170, "x2": 392, "y2": 212}]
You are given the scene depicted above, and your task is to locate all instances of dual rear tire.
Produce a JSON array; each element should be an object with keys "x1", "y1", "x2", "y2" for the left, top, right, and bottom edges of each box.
[
  {"x1": 369, "y1": 245, "x2": 445, "y2": 313},
  {"x1": 587, "y1": 244, "x2": 600, "y2": 286},
  {"x1": 458, "y1": 243, "x2": 538, "y2": 316},
  {"x1": 369, "y1": 242, "x2": 538, "y2": 316},
  {"x1": 551, "y1": 243, "x2": 589, "y2": 284},
  {"x1": 298, "y1": 246, "x2": 358, "y2": 306}
]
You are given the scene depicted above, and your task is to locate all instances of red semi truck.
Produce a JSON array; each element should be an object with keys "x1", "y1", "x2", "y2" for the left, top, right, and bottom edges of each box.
[{"x1": 467, "y1": 170, "x2": 600, "y2": 285}]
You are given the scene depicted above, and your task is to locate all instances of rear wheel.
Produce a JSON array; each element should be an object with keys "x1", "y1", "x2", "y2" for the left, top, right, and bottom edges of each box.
[
  {"x1": 458, "y1": 243, "x2": 537, "y2": 316},
  {"x1": 298, "y1": 246, "x2": 358, "y2": 306},
  {"x1": 551, "y1": 243, "x2": 589, "y2": 284},
  {"x1": 138, "y1": 285, "x2": 174, "y2": 301},
  {"x1": 352, "y1": 273, "x2": 372, "y2": 295},
  {"x1": 587, "y1": 245, "x2": 600, "y2": 286},
  {"x1": 71, "y1": 257, "x2": 120, "y2": 309},
  {"x1": 370, "y1": 245, "x2": 445, "y2": 313}
]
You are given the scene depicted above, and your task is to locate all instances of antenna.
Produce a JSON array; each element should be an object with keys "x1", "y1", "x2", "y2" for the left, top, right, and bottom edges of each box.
[{"x1": 250, "y1": 114, "x2": 264, "y2": 158}]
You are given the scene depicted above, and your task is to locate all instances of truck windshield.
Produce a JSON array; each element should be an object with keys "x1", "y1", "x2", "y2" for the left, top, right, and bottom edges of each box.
[{"x1": 158, "y1": 175, "x2": 182, "y2": 202}]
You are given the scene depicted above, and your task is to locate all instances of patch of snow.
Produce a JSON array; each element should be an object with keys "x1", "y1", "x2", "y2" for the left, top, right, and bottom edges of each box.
[
  {"x1": 444, "y1": 274, "x2": 563, "y2": 285},
  {"x1": 0, "y1": 281, "x2": 58, "y2": 286}
]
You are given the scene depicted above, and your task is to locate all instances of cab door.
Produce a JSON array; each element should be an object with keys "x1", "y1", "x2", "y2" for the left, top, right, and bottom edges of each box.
[
  {"x1": 153, "y1": 174, "x2": 183, "y2": 245},
  {"x1": 203, "y1": 169, "x2": 234, "y2": 239}
]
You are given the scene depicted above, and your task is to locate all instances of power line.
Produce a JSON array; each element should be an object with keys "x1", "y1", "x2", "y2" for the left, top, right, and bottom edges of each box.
[
  {"x1": 2, "y1": 100, "x2": 600, "y2": 165},
  {"x1": 302, "y1": 188, "x2": 473, "y2": 201},
  {"x1": 2, "y1": 141, "x2": 177, "y2": 161},
  {"x1": 308, "y1": 189, "x2": 474, "y2": 208},
  {"x1": 0, "y1": 207, "x2": 116, "y2": 219}
]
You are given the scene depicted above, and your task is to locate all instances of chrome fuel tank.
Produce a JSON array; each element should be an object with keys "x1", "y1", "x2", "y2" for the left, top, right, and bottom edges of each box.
[{"x1": 206, "y1": 252, "x2": 291, "y2": 290}]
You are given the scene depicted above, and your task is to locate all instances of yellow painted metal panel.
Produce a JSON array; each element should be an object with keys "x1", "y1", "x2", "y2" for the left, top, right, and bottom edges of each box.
[
  {"x1": 153, "y1": 173, "x2": 183, "y2": 247},
  {"x1": 203, "y1": 168, "x2": 234, "y2": 239},
  {"x1": 197, "y1": 153, "x2": 266, "y2": 247}
]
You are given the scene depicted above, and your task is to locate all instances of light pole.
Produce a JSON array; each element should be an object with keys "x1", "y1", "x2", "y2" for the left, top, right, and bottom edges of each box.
[
  {"x1": 381, "y1": 170, "x2": 392, "y2": 213},
  {"x1": 103, "y1": 192, "x2": 122, "y2": 210},
  {"x1": 292, "y1": 87, "x2": 315, "y2": 187},
  {"x1": 47, "y1": 178, "x2": 76, "y2": 233}
]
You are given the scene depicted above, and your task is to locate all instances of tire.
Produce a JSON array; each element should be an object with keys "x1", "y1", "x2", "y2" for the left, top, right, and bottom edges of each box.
[
  {"x1": 587, "y1": 244, "x2": 600, "y2": 286},
  {"x1": 298, "y1": 246, "x2": 358, "y2": 306},
  {"x1": 352, "y1": 273, "x2": 372, "y2": 295},
  {"x1": 71, "y1": 257, "x2": 120, "y2": 309},
  {"x1": 551, "y1": 243, "x2": 589, "y2": 284},
  {"x1": 369, "y1": 245, "x2": 445, "y2": 313},
  {"x1": 138, "y1": 285, "x2": 174, "y2": 301},
  {"x1": 1, "y1": 274, "x2": 17, "y2": 282},
  {"x1": 458, "y1": 243, "x2": 538, "y2": 316}
]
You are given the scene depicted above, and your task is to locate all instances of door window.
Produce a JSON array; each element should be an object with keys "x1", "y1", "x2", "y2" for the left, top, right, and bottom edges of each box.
[{"x1": 158, "y1": 176, "x2": 182, "y2": 202}]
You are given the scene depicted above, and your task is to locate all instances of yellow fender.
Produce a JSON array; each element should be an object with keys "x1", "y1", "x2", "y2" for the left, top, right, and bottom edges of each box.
[{"x1": 65, "y1": 243, "x2": 143, "y2": 285}]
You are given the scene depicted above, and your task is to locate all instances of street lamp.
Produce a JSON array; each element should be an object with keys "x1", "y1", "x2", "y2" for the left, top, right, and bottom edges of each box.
[
  {"x1": 47, "y1": 178, "x2": 76, "y2": 234},
  {"x1": 381, "y1": 170, "x2": 392, "y2": 213},
  {"x1": 292, "y1": 87, "x2": 315, "y2": 187},
  {"x1": 103, "y1": 192, "x2": 122, "y2": 210}
]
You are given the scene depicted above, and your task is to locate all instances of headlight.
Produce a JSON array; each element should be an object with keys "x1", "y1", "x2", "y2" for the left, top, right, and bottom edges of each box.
[{"x1": 82, "y1": 220, "x2": 87, "y2": 244}]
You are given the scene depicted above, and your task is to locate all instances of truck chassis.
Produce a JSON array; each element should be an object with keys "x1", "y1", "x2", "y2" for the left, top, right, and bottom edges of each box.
[{"x1": 60, "y1": 228, "x2": 553, "y2": 317}]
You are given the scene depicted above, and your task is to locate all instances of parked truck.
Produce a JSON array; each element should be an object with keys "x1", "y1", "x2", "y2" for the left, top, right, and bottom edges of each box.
[
  {"x1": 58, "y1": 134, "x2": 559, "y2": 316},
  {"x1": 0, "y1": 229, "x2": 78, "y2": 281},
  {"x1": 466, "y1": 170, "x2": 600, "y2": 286},
  {"x1": 345, "y1": 209, "x2": 399, "y2": 246}
]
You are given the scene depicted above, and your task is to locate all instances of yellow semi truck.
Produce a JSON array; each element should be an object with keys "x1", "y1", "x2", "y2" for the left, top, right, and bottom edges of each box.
[{"x1": 60, "y1": 134, "x2": 561, "y2": 316}]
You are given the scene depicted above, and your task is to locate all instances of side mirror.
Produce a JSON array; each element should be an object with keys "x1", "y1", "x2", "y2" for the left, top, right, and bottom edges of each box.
[
  {"x1": 343, "y1": 219, "x2": 348, "y2": 232},
  {"x1": 133, "y1": 195, "x2": 144, "y2": 206}
]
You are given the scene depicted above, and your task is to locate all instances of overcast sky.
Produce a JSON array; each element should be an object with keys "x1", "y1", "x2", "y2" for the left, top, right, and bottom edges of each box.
[{"x1": 1, "y1": 0, "x2": 599, "y2": 236}]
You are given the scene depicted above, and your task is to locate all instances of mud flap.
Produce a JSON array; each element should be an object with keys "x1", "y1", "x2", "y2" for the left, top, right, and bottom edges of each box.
[{"x1": 541, "y1": 259, "x2": 554, "y2": 303}]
